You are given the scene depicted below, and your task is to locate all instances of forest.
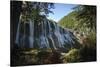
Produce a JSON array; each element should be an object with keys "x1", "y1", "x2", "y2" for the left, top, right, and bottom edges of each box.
[{"x1": 11, "y1": 1, "x2": 96, "y2": 66}]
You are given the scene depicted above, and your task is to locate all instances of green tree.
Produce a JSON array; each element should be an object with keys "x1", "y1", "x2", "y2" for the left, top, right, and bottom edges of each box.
[
  {"x1": 59, "y1": 11, "x2": 78, "y2": 29},
  {"x1": 21, "y1": 1, "x2": 54, "y2": 22},
  {"x1": 73, "y1": 5, "x2": 96, "y2": 31}
]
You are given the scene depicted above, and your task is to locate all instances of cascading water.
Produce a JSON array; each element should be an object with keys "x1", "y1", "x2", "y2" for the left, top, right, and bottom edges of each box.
[
  {"x1": 15, "y1": 17, "x2": 21, "y2": 47},
  {"x1": 29, "y1": 20, "x2": 34, "y2": 48},
  {"x1": 15, "y1": 17, "x2": 79, "y2": 50}
]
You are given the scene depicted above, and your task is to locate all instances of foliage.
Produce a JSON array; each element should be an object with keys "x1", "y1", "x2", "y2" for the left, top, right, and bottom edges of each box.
[
  {"x1": 73, "y1": 5, "x2": 96, "y2": 31},
  {"x1": 21, "y1": 2, "x2": 54, "y2": 22},
  {"x1": 59, "y1": 11, "x2": 78, "y2": 29},
  {"x1": 81, "y1": 32, "x2": 96, "y2": 48},
  {"x1": 61, "y1": 48, "x2": 80, "y2": 63},
  {"x1": 59, "y1": 5, "x2": 96, "y2": 33}
]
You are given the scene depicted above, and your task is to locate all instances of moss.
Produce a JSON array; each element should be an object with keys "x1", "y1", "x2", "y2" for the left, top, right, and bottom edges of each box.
[{"x1": 61, "y1": 48, "x2": 80, "y2": 63}]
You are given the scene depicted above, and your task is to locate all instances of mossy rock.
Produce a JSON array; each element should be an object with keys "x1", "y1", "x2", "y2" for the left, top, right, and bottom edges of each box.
[{"x1": 61, "y1": 48, "x2": 81, "y2": 63}]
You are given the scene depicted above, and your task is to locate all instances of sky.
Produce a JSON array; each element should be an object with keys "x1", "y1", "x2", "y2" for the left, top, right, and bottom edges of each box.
[{"x1": 47, "y1": 3, "x2": 77, "y2": 22}]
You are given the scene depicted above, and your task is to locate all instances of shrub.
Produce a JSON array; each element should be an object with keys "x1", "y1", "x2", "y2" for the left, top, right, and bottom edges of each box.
[{"x1": 61, "y1": 48, "x2": 80, "y2": 63}]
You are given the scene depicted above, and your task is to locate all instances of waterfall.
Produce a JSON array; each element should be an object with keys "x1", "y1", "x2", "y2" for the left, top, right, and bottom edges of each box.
[
  {"x1": 43, "y1": 19, "x2": 50, "y2": 48},
  {"x1": 15, "y1": 19, "x2": 20, "y2": 47},
  {"x1": 55, "y1": 24, "x2": 64, "y2": 48},
  {"x1": 47, "y1": 20, "x2": 57, "y2": 49},
  {"x1": 29, "y1": 20, "x2": 34, "y2": 48},
  {"x1": 15, "y1": 17, "x2": 78, "y2": 50},
  {"x1": 15, "y1": 15, "x2": 22, "y2": 47}
]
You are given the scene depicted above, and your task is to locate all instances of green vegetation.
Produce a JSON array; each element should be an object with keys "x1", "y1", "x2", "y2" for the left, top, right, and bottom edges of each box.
[
  {"x1": 59, "y1": 5, "x2": 96, "y2": 62},
  {"x1": 59, "y1": 11, "x2": 78, "y2": 29},
  {"x1": 59, "y1": 5, "x2": 96, "y2": 32},
  {"x1": 61, "y1": 48, "x2": 80, "y2": 63},
  {"x1": 74, "y1": 5, "x2": 96, "y2": 30},
  {"x1": 21, "y1": 2, "x2": 54, "y2": 22}
]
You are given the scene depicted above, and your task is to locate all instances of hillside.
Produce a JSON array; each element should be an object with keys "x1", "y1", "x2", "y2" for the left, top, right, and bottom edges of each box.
[{"x1": 58, "y1": 11, "x2": 78, "y2": 30}]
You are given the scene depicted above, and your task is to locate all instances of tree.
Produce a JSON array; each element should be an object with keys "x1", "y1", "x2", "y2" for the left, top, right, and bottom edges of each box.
[
  {"x1": 21, "y1": 1, "x2": 54, "y2": 22},
  {"x1": 73, "y1": 5, "x2": 96, "y2": 31},
  {"x1": 58, "y1": 11, "x2": 78, "y2": 29}
]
